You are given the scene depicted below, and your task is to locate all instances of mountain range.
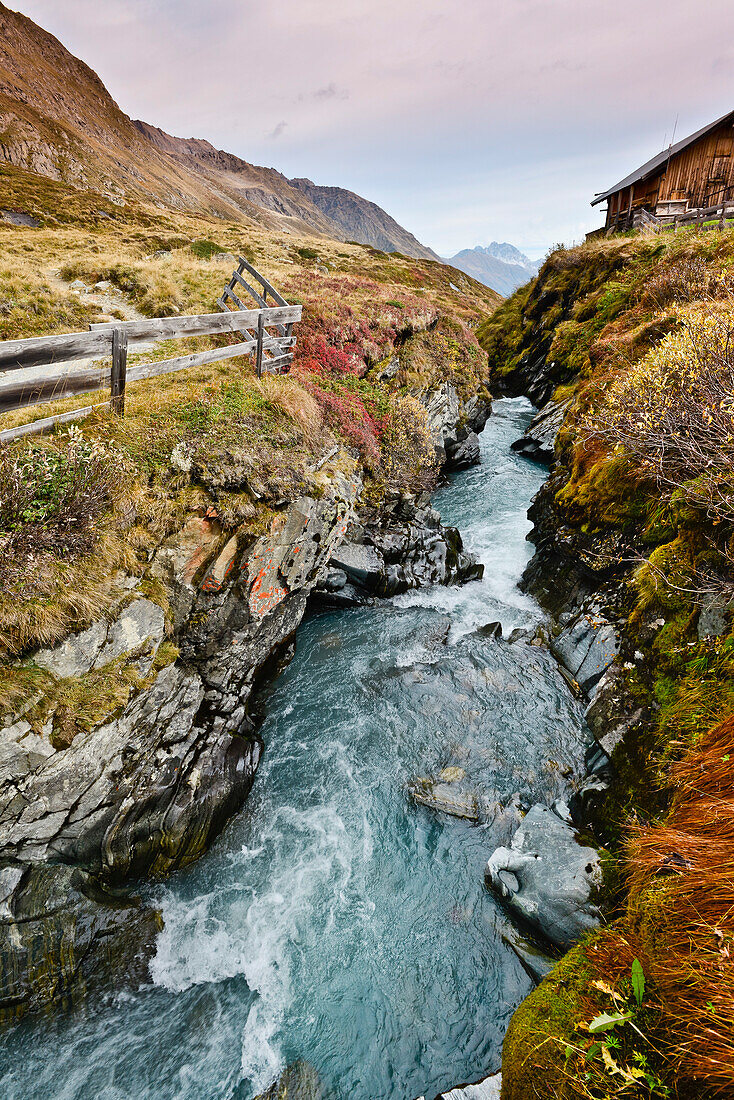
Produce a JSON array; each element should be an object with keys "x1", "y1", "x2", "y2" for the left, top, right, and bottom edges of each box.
[
  {"x1": 0, "y1": 2, "x2": 436, "y2": 260},
  {"x1": 445, "y1": 243, "x2": 539, "y2": 296}
]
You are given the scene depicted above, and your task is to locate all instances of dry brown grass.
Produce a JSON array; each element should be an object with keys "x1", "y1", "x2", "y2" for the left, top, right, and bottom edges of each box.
[{"x1": 628, "y1": 715, "x2": 734, "y2": 1093}]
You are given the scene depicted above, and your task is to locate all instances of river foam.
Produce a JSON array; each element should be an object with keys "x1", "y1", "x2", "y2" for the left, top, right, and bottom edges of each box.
[{"x1": 0, "y1": 399, "x2": 589, "y2": 1100}]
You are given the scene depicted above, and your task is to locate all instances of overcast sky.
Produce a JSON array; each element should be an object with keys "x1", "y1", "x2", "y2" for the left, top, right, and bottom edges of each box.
[{"x1": 15, "y1": 0, "x2": 734, "y2": 258}]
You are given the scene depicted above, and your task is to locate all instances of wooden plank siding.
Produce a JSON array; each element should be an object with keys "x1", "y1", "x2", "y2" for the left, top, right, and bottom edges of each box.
[{"x1": 605, "y1": 120, "x2": 734, "y2": 227}]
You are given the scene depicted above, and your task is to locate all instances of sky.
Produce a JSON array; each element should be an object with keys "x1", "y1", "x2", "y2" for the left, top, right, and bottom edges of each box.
[{"x1": 15, "y1": 0, "x2": 734, "y2": 259}]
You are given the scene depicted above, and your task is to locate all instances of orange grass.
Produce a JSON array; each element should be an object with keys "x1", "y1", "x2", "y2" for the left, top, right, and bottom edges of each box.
[{"x1": 628, "y1": 716, "x2": 734, "y2": 1094}]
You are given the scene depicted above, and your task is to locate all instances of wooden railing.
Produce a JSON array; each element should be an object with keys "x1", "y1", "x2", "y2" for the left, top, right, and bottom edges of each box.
[
  {"x1": 670, "y1": 200, "x2": 734, "y2": 230},
  {"x1": 0, "y1": 260, "x2": 301, "y2": 443},
  {"x1": 609, "y1": 200, "x2": 734, "y2": 237}
]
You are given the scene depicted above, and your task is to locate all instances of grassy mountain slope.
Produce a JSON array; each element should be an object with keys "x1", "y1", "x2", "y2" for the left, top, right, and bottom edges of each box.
[
  {"x1": 288, "y1": 176, "x2": 439, "y2": 262},
  {"x1": 0, "y1": 3, "x2": 438, "y2": 258},
  {"x1": 0, "y1": 161, "x2": 499, "y2": 655}
]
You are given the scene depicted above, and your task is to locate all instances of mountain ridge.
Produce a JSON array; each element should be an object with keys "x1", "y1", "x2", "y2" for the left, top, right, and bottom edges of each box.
[
  {"x1": 0, "y1": 2, "x2": 436, "y2": 259},
  {"x1": 445, "y1": 241, "x2": 539, "y2": 297}
]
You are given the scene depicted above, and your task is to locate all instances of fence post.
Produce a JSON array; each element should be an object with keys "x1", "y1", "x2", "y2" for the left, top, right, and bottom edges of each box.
[
  {"x1": 110, "y1": 327, "x2": 128, "y2": 415},
  {"x1": 255, "y1": 312, "x2": 265, "y2": 378}
]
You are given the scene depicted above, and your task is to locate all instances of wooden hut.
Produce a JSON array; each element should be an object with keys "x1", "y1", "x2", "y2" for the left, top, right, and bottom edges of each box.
[{"x1": 593, "y1": 109, "x2": 734, "y2": 231}]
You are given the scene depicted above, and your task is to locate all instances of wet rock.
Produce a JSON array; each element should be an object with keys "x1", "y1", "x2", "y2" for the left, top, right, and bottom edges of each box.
[
  {"x1": 330, "y1": 543, "x2": 385, "y2": 588},
  {"x1": 549, "y1": 601, "x2": 619, "y2": 697},
  {"x1": 502, "y1": 926, "x2": 557, "y2": 985},
  {"x1": 253, "y1": 1061, "x2": 323, "y2": 1100},
  {"x1": 448, "y1": 432, "x2": 481, "y2": 470},
  {"x1": 315, "y1": 492, "x2": 482, "y2": 603},
  {"x1": 584, "y1": 664, "x2": 643, "y2": 757},
  {"x1": 485, "y1": 802, "x2": 602, "y2": 950},
  {"x1": 415, "y1": 1073, "x2": 502, "y2": 1100},
  {"x1": 0, "y1": 478, "x2": 362, "y2": 1018},
  {"x1": 418, "y1": 383, "x2": 491, "y2": 471},
  {"x1": 0, "y1": 864, "x2": 161, "y2": 1022},
  {"x1": 510, "y1": 399, "x2": 568, "y2": 465}
]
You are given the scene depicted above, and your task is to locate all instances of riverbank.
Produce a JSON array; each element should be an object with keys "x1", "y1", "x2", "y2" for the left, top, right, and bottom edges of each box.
[
  {"x1": 0, "y1": 202, "x2": 502, "y2": 1028},
  {"x1": 481, "y1": 229, "x2": 734, "y2": 1098}
]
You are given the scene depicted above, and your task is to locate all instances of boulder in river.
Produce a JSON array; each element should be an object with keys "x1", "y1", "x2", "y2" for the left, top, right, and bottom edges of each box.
[
  {"x1": 315, "y1": 491, "x2": 482, "y2": 605},
  {"x1": 414, "y1": 1072, "x2": 502, "y2": 1100},
  {"x1": 419, "y1": 383, "x2": 492, "y2": 471},
  {"x1": 484, "y1": 802, "x2": 602, "y2": 950},
  {"x1": 252, "y1": 1061, "x2": 323, "y2": 1100},
  {"x1": 510, "y1": 399, "x2": 568, "y2": 464}
]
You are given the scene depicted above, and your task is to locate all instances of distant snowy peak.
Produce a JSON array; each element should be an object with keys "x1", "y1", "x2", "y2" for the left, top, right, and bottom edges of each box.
[
  {"x1": 444, "y1": 242, "x2": 539, "y2": 298},
  {"x1": 481, "y1": 241, "x2": 539, "y2": 271}
]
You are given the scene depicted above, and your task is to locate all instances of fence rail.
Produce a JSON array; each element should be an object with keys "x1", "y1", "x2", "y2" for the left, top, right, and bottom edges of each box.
[
  {"x1": 0, "y1": 260, "x2": 301, "y2": 443},
  {"x1": 608, "y1": 200, "x2": 734, "y2": 236}
]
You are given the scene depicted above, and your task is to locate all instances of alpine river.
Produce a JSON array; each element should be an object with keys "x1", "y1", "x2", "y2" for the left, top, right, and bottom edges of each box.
[{"x1": 1, "y1": 398, "x2": 590, "y2": 1100}]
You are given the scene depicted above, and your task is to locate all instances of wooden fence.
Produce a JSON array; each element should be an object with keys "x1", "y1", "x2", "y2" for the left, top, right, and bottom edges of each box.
[
  {"x1": 607, "y1": 200, "x2": 734, "y2": 236},
  {"x1": 0, "y1": 260, "x2": 301, "y2": 443}
]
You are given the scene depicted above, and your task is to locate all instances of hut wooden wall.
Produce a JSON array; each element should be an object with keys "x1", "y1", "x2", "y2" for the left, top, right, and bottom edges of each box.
[{"x1": 604, "y1": 120, "x2": 734, "y2": 226}]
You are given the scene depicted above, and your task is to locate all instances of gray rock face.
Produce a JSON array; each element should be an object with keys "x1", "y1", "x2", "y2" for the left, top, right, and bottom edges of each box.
[
  {"x1": 34, "y1": 598, "x2": 166, "y2": 679},
  {"x1": 419, "y1": 383, "x2": 492, "y2": 471},
  {"x1": 0, "y1": 421, "x2": 488, "y2": 1020},
  {"x1": 0, "y1": 473, "x2": 361, "y2": 1020},
  {"x1": 485, "y1": 802, "x2": 602, "y2": 950},
  {"x1": 315, "y1": 492, "x2": 482, "y2": 605},
  {"x1": 414, "y1": 1073, "x2": 502, "y2": 1100},
  {"x1": 510, "y1": 399, "x2": 568, "y2": 464},
  {"x1": 550, "y1": 600, "x2": 619, "y2": 697}
]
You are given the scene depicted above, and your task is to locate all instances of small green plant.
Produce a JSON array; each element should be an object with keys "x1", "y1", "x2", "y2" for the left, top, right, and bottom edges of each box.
[
  {"x1": 294, "y1": 246, "x2": 319, "y2": 262},
  {"x1": 581, "y1": 959, "x2": 671, "y2": 1096}
]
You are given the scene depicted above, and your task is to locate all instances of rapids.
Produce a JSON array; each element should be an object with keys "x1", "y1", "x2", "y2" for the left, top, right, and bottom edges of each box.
[{"x1": 1, "y1": 398, "x2": 590, "y2": 1100}]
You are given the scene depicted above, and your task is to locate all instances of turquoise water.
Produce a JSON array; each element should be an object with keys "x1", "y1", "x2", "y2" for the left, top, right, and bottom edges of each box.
[{"x1": 1, "y1": 398, "x2": 590, "y2": 1100}]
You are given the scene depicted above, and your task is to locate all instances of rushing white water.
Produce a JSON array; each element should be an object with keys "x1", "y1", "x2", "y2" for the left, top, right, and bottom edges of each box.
[{"x1": 0, "y1": 398, "x2": 590, "y2": 1100}]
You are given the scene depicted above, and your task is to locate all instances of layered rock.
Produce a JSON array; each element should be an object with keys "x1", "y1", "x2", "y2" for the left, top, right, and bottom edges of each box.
[
  {"x1": 315, "y1": 492, "x2": 482, "y2": 606},
  {"x1": 0, "y1": 418, "x2": 486, "y2": 1020},
  {"x1": 419, "y1": 384, "x2": 492, "y2": 471},
  {"x1": 510, "y1": 398, "x2": 568, "y2": 465},
  {"x1": 485, "y1": 801, "x2": 602, "y2": 950},
  {"x1": 0, "y1": 465, "x2": 361, "y2": 1020}
]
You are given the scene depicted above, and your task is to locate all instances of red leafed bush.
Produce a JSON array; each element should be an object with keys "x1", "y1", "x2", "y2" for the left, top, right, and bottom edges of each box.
[{"x1": 299, "y1": 378, "x2": 383, "y2": 467}]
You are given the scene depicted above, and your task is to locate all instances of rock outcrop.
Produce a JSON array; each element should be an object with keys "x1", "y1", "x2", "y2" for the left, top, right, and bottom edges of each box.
[
  {"x1": 315, "y1": 491, "x2": 482, "y2": 606},
  {"x1": 419, "y1": 384, "x2": 492, "y2": 471},
  {"x1": 253, "y1": 1061, "x2": 323, "y2": 1100},
  {"x1": 0, "y1": 410, "x2": 486, "y2": 1021},
  {"x1": 485, "y1": 801, "x2": 602, "y2": 950},
  {"x1": 415, "y1": 1073, "x2": 502, "y2": 1100},
  {"x1": 0, "y1": 465, "x2": 361, "y2": 1020},
  {"x1": 510, "y1": 399, "x2": 568, "y2": 464}
]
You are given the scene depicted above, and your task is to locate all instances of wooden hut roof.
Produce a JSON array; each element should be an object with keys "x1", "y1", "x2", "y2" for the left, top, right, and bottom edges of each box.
[{"x1": 591, "y1": 109, "x2": 734, "y2": 206}]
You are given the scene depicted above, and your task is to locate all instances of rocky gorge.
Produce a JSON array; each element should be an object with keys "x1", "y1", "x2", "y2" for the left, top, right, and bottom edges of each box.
[{"x1": 0, "y1": 383, "x2": 490, "y2": 1026}]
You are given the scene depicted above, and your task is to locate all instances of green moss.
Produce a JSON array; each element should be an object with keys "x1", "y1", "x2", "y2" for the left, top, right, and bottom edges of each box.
[{"x1": 502, "y1": 940, "x2": 594, "y2": 1100}]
